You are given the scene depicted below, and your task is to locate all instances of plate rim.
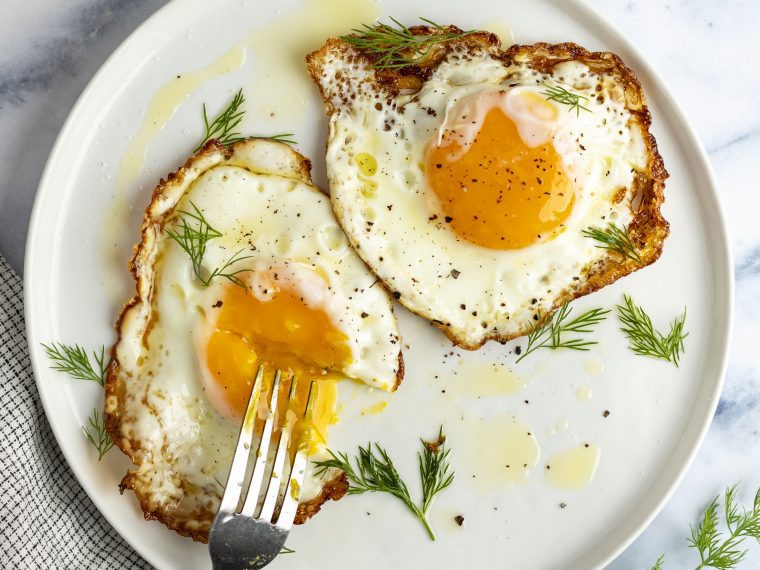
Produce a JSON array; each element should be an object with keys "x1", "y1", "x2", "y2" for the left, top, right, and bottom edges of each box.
[{"x1": 23, "y1": 0, "x2": 734, "y2": 568}]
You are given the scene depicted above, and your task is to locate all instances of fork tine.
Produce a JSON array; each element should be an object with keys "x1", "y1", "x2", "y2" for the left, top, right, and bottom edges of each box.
[
  {"x1": 276, "y1": 380, "x2": 316, "y2": 529},
  {"x1": 240, "y1": 369, "x2": 283, "y2": 516},
  {"x1": 218, "y1": 365, "x2": 265, "y2": 513},
  {"x1": 258, "y1": 375, "x2": 299, "y2": 522}
]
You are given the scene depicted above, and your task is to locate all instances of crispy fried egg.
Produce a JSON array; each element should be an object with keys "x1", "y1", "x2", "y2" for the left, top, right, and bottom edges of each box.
[
  {"x1": 307, "y1": 33, "x2": 668, "y2": 349},
  {"x1": 105, "y1": 139, "x2": 402, "y2": 541}
]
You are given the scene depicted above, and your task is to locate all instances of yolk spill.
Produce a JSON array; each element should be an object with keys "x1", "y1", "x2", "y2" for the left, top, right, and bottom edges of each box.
[
  {"x1": 426, "y1": 103, "x2": 574, "y2": 249},
  {"x1": 203, "y1": 283, "x2": 349, "y2": 453}
]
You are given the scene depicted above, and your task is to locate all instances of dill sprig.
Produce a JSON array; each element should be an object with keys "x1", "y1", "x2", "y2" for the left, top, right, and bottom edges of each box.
[
  {"x1": 616, "y1": 294, "x2": 687, "y2": 366},
  {"x1": 268, "y1": 133, "x2": 297, "y2": 145},
  {"x1": 42, "y1": 343, "x2": 109, "y2": 386},
  {"x1": 654, "y1": 484, "x2": 760, "y2": 569},
  {"x1": 193, "y1": 89, "x2": 295, "y2": 150},
  {"x1": 541, "y1": 84, "x2": 591, "y2": 116},
  {"x1": 688, "y1": 485, "x2": 760, "y2": 569},
  {"x1": 515, "y1": 302, "x2": 610, "y2": 363},
  {"x1": 340, "y1": 17, "x2": 474, "y2": 70},
  {"x1": 313, "y1": 426, "x2": 455, "y2": 540},
  {"x1": 582, "y1": 223, "x2": 642, "y2": 262},
  {"x1": 43, "y1": 342, "x2": 114, "y2": 459},
  {"x1": 651, "y1": 554, "x2": 665, "y2": 570},
  {"x1": 419, "y1": 427, "x2": 455, "y2": 515},
  {"x1": 83, "y1": 408, "x2": 114, "y2": 461},
  {"x1": 195, "y1": 89, "x2": 246, "y2": 151},
  {"x1": 165, "y1": 201, "x2": 251, "y2": 289}
]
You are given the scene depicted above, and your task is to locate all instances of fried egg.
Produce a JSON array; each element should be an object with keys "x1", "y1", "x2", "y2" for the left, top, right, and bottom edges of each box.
[
  {"x1": 105, "y1": 138, "x2": 402, "y2": 541},
  {"x1": 307, "y1": 33, "x2": 668, "y2": 349}
]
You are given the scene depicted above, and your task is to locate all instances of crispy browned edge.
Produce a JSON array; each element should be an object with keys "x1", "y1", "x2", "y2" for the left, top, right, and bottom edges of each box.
[
  {"x1": 306, "y1": 28, "x2": 669, "y2": 350},
  {"x1": 104, "y1": 138, "x2": 402, "y2": 542}
]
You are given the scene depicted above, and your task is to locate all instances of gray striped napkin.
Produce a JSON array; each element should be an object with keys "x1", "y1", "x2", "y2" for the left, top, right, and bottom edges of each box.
[{"x1": 0, "y1": 254, "x2": 151, "y2": 569}]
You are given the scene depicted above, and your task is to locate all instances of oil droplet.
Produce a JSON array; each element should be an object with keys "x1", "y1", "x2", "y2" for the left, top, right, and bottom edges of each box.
[
  {"x1": 549, "y1": 418, "x2": 569, "y2": 436},
  {"x1": 459, "y1": 415, "x2": 540, "y2": 488},
  {"x1": 452, "y1": 360, "x2": 527, "y2": 397},
  {"x1": 355, "y1": 152, "x2": 378, "y2": 177},
  {"x1": 544, "y1": 443, "x2": 601, "y2": 490},
  {"x1": 245, "y1": 0, "x2": 380, "y2": 125},
  {"x1": 481, "y1": 19, "x2": 515, "y2": 46},
  {"x1": 584, "y1": 360, "x2": 605, "y2": 375},
  {"x1": 360, "y1": 400, "x2": 388, "y2": 416},
  {"x1": 576, "y1": 386, "x2": 593, "y2": 401}
]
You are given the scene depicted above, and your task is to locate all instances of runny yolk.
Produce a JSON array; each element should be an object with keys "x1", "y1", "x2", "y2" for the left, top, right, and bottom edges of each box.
[
  {"x1": 426, "y1": 105, "x2": 575, "y2": 249},
  {"x1": 203, "y1": 283, "x2": 350, "y2": 453}
]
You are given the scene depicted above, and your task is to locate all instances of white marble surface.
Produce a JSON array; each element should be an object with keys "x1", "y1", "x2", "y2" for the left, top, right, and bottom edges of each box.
[{"x1": 1, "y1": 0, "x2": 758, "y2": 568}]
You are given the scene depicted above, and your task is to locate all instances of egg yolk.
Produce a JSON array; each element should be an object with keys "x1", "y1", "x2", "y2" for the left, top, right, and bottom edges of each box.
[
  {"x1": 203, "y1": 283, "x2": 350, "y2": 453},
  {"x1": 426, "y1": 99, "x2": 575, "y2": 249}
]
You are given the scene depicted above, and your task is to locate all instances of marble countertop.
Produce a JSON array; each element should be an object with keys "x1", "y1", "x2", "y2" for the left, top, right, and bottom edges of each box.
[{"x1": 2, "y1": 1, "x2": 758, "y2": 568}]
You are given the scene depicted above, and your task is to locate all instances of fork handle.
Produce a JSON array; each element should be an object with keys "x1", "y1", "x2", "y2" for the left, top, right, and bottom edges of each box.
[{"x1": 210, "y1": 513, "x2": 287, "y2": 570}]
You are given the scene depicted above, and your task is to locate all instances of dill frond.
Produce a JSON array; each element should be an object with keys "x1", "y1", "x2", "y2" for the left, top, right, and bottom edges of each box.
[
  {"x1": 616, "y1": 294, "x2": 687, "y2": 366},
  {"x1": 515, "y1": 302, "x2": 609, "y2": 363},
  {"x1": 314, "y1": 426, "x2": 455, "y2": 540},
  {"x1": 165, "y1": 201, "x2": 251, "y2": 289},
  {"x1": 340, "y1": 17, "x2": 474, "y2": 70},
  {"x1": 541, "y1": 84, "x2": 591, "y2": 116},
  {"x1": 83, "y1": 408, "x2": 114, "y2": 461},
  {"x1": 42, "y1": 343, "x2": 109, "y2": 386},
  {"x1": 582, "y1": 223, "x2": 642, "y2": 262}
]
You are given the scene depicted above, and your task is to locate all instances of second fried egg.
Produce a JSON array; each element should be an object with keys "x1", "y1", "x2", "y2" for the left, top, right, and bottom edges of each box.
[{"x1": 308, "y1": 34, "x2": 667, "y2": 349}]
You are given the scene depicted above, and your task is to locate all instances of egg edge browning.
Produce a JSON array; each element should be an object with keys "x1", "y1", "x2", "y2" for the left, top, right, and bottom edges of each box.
[
  {"x1": 306, "y1": 29, "x2": 669, "y2": 350},
  {"x1": 104, "y1": 139, "x2": 405, "y2": 543}
]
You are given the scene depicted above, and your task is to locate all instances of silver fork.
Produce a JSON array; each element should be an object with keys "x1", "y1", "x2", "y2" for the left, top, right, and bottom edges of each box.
[{"x1": 209, "y1": 365, "x2": 315, "y2": 570}]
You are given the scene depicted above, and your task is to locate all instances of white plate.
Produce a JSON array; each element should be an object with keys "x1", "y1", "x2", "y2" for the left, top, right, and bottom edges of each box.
[{"x1": 24, "y1": 0, "x2": 732, "y2": 568}]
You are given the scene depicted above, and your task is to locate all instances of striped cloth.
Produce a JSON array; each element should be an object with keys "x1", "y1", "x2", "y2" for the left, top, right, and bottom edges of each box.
[{"x1": 0, "y1": 254, "x2": 150, "y2": 569}]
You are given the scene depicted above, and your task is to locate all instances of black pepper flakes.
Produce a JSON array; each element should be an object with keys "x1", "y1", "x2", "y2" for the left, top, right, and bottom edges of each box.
[
  {"x1": 451, "y1": 269, "x2": 460, "y2": 279},
  {"x1": 454, "y1": 515, "x2": 465, "y2": 526},
  {"x1": 603, "y1": 410, "x2": 610, "y2": 418}
]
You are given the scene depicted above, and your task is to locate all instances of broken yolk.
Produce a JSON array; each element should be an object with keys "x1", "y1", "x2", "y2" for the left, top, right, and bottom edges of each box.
[
  {"x1": 426, "y1": 105, "x2": 575, "y2": 249},
  {"x1": 203, "y1": 283, "x2": 350, "y2": 453}
]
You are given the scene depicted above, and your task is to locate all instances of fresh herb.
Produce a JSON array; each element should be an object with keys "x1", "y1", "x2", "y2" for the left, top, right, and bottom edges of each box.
[
  {"x1": 541, "y1": 84, "x2": 591, "y2": 116},
  {"x1": 616, "y1": 294, "x2": 687, "y2": 366},
  {"x1": 340, "y1": 17, "x2": 474, "y2": 70},
  {"x1": 313, "y1": 426, "x2": 454, "y2": 540},
  {"x1": 165, "y1": 201, "x2": 251, "y2": 288},
  {"x1": 582, "y1": 223, "x2": 642, "y2": 262},
  {"x1": 516, "y1": 302, "x2": 610, "y2": 363},
  {"x1": 651, "y1": 554, "x2": 665, "y2": 570},
  {"x1": 42, "y1": 343, "x2": 109, "y2": 386},
  {"x1": 194, "y1": 89, "x2": 295, "y2": 150},
  {"x1": 268, "y1": 133, "x2": 297, "y2": 145},
  {"x1": 43, "y1": 342, "x2": 114, "y2": 459},
  {"x1": 654, "y1": 484, "x2": 760, "y2": 569},
  {"x1": 83, "y1": 408, "x2": 114, "y2": 461},
  {"x1": 280, "y1": 546, "x2": 295, "y2": 555},
  {"x1": 195, "y1": 89, "x2": 246, "y2": 151}
]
